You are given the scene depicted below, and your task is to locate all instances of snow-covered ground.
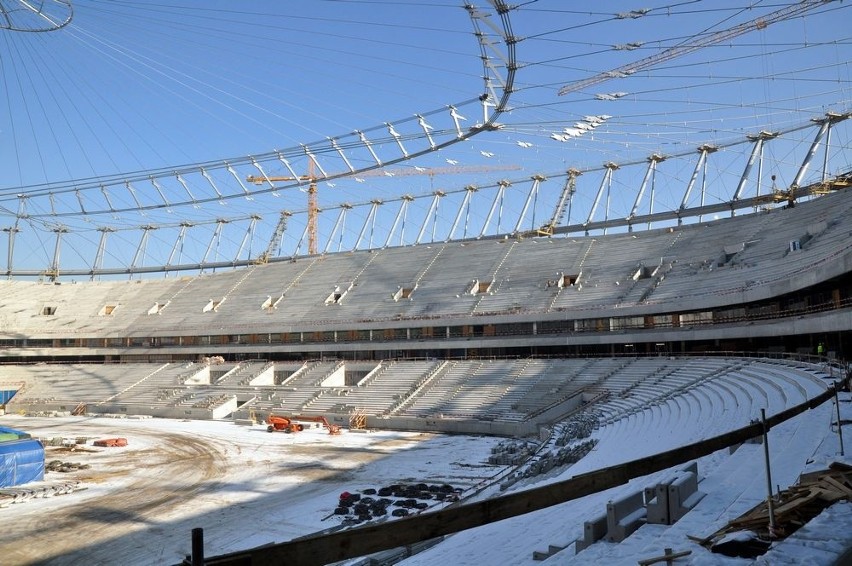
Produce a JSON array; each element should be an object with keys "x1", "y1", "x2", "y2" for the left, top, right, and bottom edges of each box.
[
  {"x1": 398, "y1": 384, "x2": 852, "y2": 566},
  {"x1": 0, "y1": 368, "x2": 850, "y2": 565}
]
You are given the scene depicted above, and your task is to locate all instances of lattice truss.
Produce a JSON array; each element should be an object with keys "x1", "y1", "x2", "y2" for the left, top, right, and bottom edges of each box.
[{"x1": 0, "y1": 0, "x2": 849, "y2": 279}]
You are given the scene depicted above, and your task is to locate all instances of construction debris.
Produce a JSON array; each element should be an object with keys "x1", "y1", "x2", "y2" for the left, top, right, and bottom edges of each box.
[
  {"x1": 93, "y1": 437, "x2": 128, "y2": 447},
  {"x1": 690, "y1": 462, "x2": 852, "y2": 558},
  {"x1": 637, "y1": 547, "x2": 691, "y2": 565},
  {"x1": 46, "y1": 460, "x2": 91, "y2": 473},
  {"x1": 0, "y1": 480, "x2": 85, "y2": 507}
]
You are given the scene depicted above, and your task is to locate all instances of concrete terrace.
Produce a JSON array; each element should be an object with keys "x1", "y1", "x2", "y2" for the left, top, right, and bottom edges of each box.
[{"x1": 0, "y1": 189, "x2": 849, "y2": 342}]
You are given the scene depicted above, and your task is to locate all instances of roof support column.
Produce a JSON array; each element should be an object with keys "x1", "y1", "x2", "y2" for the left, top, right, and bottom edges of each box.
[
  {"x1": 679, "y1": 145, "x2": 715, "y2": 222},
  {"x1": 385, "y1": 196, "x2": 413, "y2": 248},
  {"x1": 201, "y1": 220, "x2": 228, "y2": 271},
  {"x1": 448, "y1": 186, "x2": 477, "y2": 241},
  {"x1": 416, "y1": 191, "x2": 445, "y2": 245},
  {"x1": 3, "y1": 227, "x2": 19, "y2": 280},
  {"x1": 355, "y1": 200, "x2": 382, "y2": 251},
  {"x1": 514, "y1": 175, "x2": 545, "y2": 234},
  {"x1": 167, "y1": 222, "x2": 193, "y2": 273},
  {"x1": 792, "y1": 113, "x2": 847, "y2": 191},
  {"x1": 49, "y1": 226, "x2": 68, "y2": 282},
  {"x1": 585, "y1": 163, "x2": 618, "y2": 234},
  {"x1": 480, "y1": 180, "x2": 509, "y2": 238},
  {"x1": 92, "y1": 227, "x2": 115, "y2": 280},
  {"x1": 236, "y1": 215, "x2": 260, "y2": 262},
  {"x1": 325, "y1": 204, "x2": 352, "y2": 254},
  {"x1": 131, "y1": 225, "x2": 156, "y2": 279},
  {"x1": 629, "y1": 155, "x2": 662, "y2": 230},
  {"x1": 293, "y1": 219, "x2": 312, "y2": 258},
  {"x1": 548, "y1": 169, "x2": 580, "y2": 234},
  {"x1": 733, "y1": 132, "x2": 777, "y2": 214}
]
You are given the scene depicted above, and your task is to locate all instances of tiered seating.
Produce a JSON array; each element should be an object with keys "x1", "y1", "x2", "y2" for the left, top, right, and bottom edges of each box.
[
  {"x1": 121, "y1": 272, "x2": 245, "y2": 336},
  {"x1": 0, "y1": 189, "x2": 848, "y2": 341},
  {"x1": 1, "y1": 357, "x2": 833, "y2": 429},
  {"x1": 597, "y1": 357, "x2": 669, "y2": 398},
  {"x1": 401, "y1": 241, "x2": 504, "y2": 318},
  {"x1": 333, "y1": 246, "x2": 442, "y2": 320},
  {"x1": 212, "y1": 360, "x2": 271, "y2": 386},
  {"x1": 473, "y1": 239, "x2": 585, "y2": 315},
  {"x1": 480, "y1": 358, "x2": 556, "y2": 420},
  {"x1": 106, "y1": 363, "x2": 197, "y2": 406},
  {"x1": 271, "y1": 361, "x2": 342, "y2": 412},
  {"x1": 0, "y1": 364, "x2": 61, "y2": 405},
  {"x1": 305, "y1": 360, "x2": 439, "y2": 415},
  {"x1": 270, "y1": 254, "x2": 375, "y2": 325},
  {"x1": 594, "y1": 358, "x2": 739, "y2": 424},
  {"x1": 437, "y1": 359, "x2": 520, "y2": 418},
  {"x1": 642, "y1": 191, "x2": 852, "y2": 305},
  {"x1": 496, "y1": 359, "x2": 589, "y2": 418},
  {"x1": 548, "y1": 231, "x2": 680, "y2": 311},
  {"x1": 400, "y1": 360, "x2": 470, "y2": 416},
  {"x1": 3, "y1": 363, "x2": 186, "y2": 408}
]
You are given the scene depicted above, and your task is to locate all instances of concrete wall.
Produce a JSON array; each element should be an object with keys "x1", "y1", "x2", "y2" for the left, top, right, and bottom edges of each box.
[
  {"x1": 17, "y1": 402, "x2": 215, "y2": 421},
  {"x1": 355, "y1": 414, "x2": 538, "y2": 437}
]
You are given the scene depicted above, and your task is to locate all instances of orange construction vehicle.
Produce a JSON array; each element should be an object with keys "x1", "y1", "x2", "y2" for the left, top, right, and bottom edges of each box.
[{"x1": 266, "y1": 414, "x2": 341, "y2": 435}]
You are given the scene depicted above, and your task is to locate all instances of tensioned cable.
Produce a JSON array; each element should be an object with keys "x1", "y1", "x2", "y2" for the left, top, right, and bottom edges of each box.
[{"x1": 0, "y1": 1, "x2": 504, "y2": 194}]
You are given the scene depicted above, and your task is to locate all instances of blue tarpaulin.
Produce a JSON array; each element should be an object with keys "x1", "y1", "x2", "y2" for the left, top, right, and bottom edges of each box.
[
  {"x1": 0, "y1": 429, "x2": 44, "y2": 487},
  {"x1": 0, "y1": 390, "x2": 15, "y2": 404}
]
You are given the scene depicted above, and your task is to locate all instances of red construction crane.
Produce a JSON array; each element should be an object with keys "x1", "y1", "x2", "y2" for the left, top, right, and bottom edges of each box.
[{"x1": 247, "y1": 163, "x2": 520, "y2": 256}]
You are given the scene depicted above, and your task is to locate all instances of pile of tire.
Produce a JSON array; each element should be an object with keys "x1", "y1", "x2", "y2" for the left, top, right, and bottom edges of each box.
[
  {"x1": 333, "y1": 483, "x2": 463, "y2": 524},
  {"x1": 335, "y1": 491, "x2": 395, "y2": 523}
]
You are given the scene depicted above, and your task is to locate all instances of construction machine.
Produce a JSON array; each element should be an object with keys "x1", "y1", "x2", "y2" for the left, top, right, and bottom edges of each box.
[{"x1": 266, "y1": 414, "x2": 341, "y2": 434}]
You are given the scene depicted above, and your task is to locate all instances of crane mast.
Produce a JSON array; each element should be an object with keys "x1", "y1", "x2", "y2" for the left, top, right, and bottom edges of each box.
[
  {"x1": 539, "y1": 169, "x2": 579, "y2": 236},
  {"x1": 307, "y1": 160, "x2": 319, "y2": 254}
]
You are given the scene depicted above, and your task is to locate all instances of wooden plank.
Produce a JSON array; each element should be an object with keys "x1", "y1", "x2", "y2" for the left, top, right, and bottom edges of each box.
[
  {"x1": 637, "y1": 548, "x2": 691, "y2": 565},
  {"x1": 821, "y1": 475, "x2": 852, "y2": 496},
  {"x1": 772, "y1": 490, "x2": 821, "y2": 516}
]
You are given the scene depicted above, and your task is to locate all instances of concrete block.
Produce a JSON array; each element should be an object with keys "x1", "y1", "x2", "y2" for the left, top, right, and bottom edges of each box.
[
  {"x1": 606, "y1": 490, "x2": 646, "y2": 542},
  {"x1": 645, "y1": 483, "x2": 670, "y2": 525},
  {"x1": 667, "y1": 469, "x2": 704, "y2": 523}
]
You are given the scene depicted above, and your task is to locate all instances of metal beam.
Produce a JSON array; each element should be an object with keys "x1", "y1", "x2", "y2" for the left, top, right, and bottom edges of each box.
[
  {"x1": 92, "y1": 227, "x2": 115, "y2": 280},
  {"x1": 416, "y1": 191, "x2": 445, "y2": 245},
  {"x1": 585, "y1": 163, "x2": 618, "y2": 232},
  {"x1": 734, "y1": 132, "x2": 777, "y2": 206},
  {"x1": 235, "y1": 215, "x2": 259, "y2": 262},
  {"x1": 448, "y1": 186, "x2": 477, "y2": 241},
  {"x1": 325, "y1": 204, "x2": 352, "y2": 254},
  {"x1": 385, "y1": 196, "x2": 412, "y2": 248},
  {"x1": 355, "y1": 200, "x2": 382, "y2": 250},
  {"x1": 514, "y1": 175, "x2": 545, "y2": 234},
  {"x1": 167, "y1": 222, "x2": 193, "y2": 271},
  {"x1": 3, "y1": 227, "x2": 18, "y2": 280},
  {"x1": 480, "y1": 180, "x2": 509, "y2": 238},
  {"x1": 201, "y1": 220, "x2": 228, "y2": 270},
  {"x1": 131, "y1": 225, "x2": 156, "y2": 277},
  {"x1": 792, "y1": 116, "x2": 833, "y2": 189},
  {"x1": 680, "y1": 145, "x2": 715, "y2": 215}
]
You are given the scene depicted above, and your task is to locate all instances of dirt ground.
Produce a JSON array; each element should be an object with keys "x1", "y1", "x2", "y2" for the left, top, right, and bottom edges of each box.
[{"x1": 0, "y1": 416, "x2": 503, "y2": 565}]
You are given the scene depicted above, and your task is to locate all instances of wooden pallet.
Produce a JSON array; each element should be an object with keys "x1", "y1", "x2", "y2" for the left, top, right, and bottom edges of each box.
[{"x1": 690, "y1": 462, "x2": 852, "y2": 548}]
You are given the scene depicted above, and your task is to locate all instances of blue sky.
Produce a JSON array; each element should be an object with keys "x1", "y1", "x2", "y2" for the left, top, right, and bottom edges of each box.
[{"x1": 0, "y1": 0, "x2": 849, "y2": 276}]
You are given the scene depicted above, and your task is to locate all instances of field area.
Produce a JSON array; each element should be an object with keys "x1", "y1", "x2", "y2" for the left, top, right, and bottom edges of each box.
[{"x1": 0, "y1": 415, "x2": 506, "y2": 565}]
